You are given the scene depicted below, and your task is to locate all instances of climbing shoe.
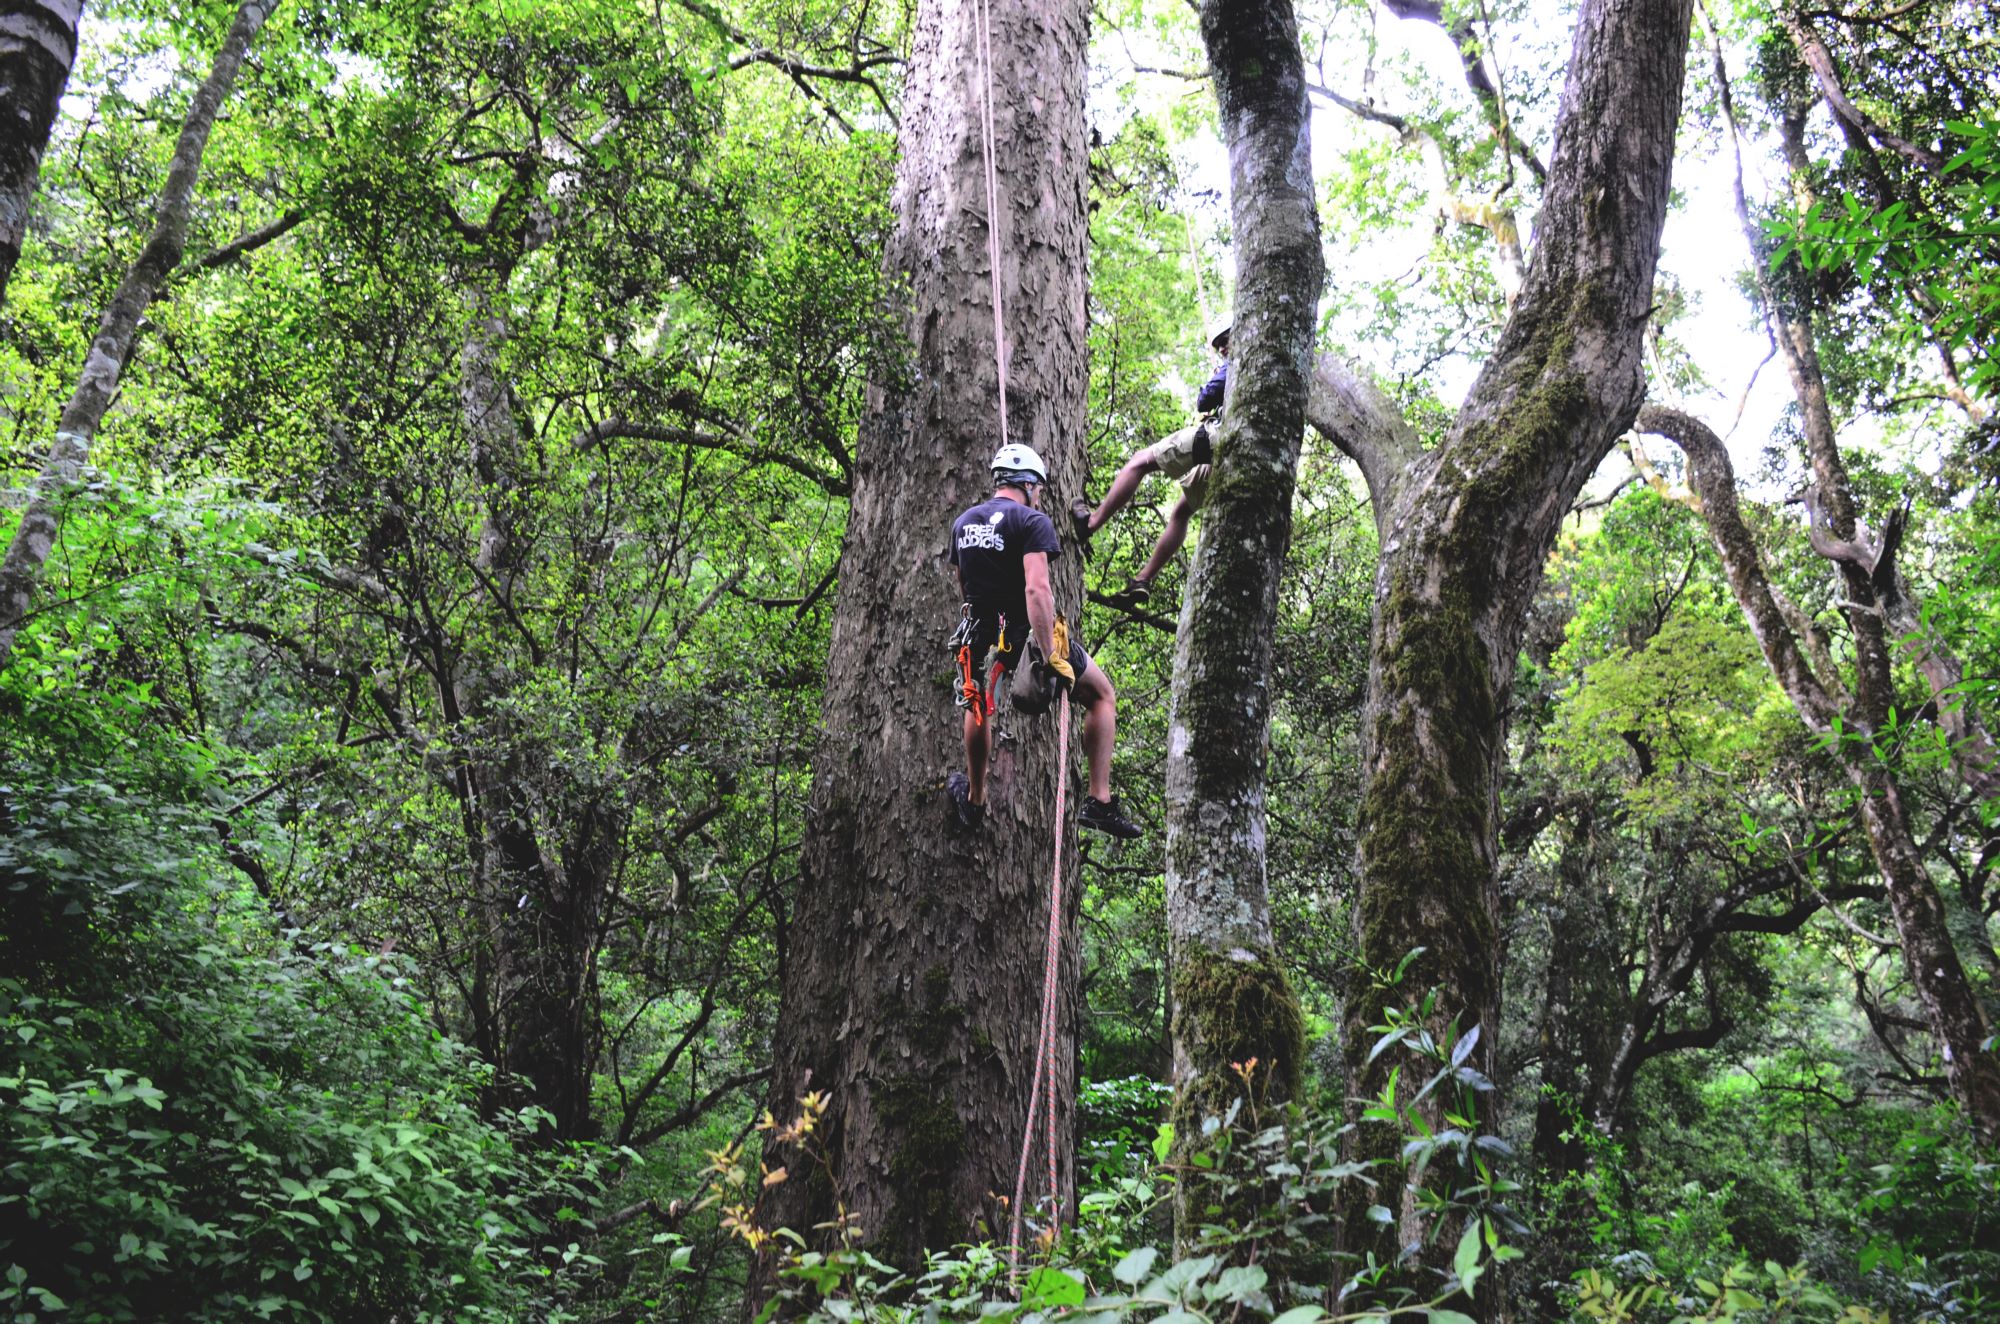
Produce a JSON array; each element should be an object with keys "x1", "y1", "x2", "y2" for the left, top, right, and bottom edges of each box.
[
  {"x1": 1079, "y1": 794, "x2": 1143, "y2": 840},
  {"x1": 1105, "y1": 578, "x2": 1152, "y2": 611},
  {"x1": 946, "y1": 771, "x2": 985, "y2": 829},
  {"x1": 1069, "y1": 498, "x2": 1094, "y2": 556}
]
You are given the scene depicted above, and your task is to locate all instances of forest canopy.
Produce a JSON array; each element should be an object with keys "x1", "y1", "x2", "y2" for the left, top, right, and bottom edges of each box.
[{"x1": 0, "y1": 0, "x2": 1995, "y2": 1320}]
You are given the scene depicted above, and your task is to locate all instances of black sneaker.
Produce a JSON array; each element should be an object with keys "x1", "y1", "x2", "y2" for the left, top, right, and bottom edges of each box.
[
  {"x1": 1069, "y1": 498, "x2": 1094, "y2": 556},
  {"x1": 1079, "y1": 794, "x2": 1142, "y2": 840},
  {"x1": 1106, "y1": 579, "x2": 1152, "y2": 611},
  {"x1": 946, "y1": 772, "x2": 985, "y2": 829}
]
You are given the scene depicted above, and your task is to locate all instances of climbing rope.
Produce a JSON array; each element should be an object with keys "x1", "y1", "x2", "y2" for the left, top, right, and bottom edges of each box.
[
  {"x1": 971, "y1": 0, "x2": 1009, "y2": 448},
  {"x1": 1009, "y1": 688, "x2": 1070, "y2": 1273},
  {"x1": 970, "y1": 0, "x2": 1063, "y2": 1272}
]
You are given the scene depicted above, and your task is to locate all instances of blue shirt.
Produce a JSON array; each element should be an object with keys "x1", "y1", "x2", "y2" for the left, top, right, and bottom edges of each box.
[{"x1": 1196, "y1": 361, "x2": 1229, "y2": 413}]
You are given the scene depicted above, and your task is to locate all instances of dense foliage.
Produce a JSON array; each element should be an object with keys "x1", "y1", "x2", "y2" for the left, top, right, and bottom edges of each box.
[{"x1": 1, "y1": 0, "x2": 1995, "y2": 1318}]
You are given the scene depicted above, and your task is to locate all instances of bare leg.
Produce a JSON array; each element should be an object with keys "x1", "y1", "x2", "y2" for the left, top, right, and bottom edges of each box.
[
  {"x1": 1086, "y1": 447, "x2": 1161, "y2": 533},
  {"x1": 1135, "y1": 492, "x2": 1196, "y2": 585},
  {"x1": 963, "y1": 708, "x2": 991, "y2": 804},
  {"x1": 1075, "y1": 659, "x2": 1116, "y2": 802}
]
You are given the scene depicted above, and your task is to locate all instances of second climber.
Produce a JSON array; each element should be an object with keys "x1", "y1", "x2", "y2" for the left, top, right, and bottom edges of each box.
[{"x1": 1069, "y1": 322, "x2": 1231, "y2": 608}]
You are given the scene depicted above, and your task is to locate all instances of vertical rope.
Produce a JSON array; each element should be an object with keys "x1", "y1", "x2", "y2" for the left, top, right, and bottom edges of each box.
[
  {"x1": 1010, "y1": 689, "x2": 1070, "y2": 1275},
  {"x1": 971, "y1": 0, "x2": 1010, "y2": 446},
  {"x1": 973, "y1": 0, "x2": 1060, "y2": 1277}
]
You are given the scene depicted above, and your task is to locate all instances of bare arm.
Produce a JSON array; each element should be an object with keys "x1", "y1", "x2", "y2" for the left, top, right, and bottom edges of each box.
[
  {"x1": 1118, "y1": 448, "x2": 1162, "y2": 482},
  {"x1": 1021, "y1": 551, "x2": 1057, "y2": 656}
]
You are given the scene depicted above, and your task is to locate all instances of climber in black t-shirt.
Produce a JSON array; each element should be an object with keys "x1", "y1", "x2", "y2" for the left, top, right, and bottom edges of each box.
[{"x1": 946, "y1": 443, "x2": 1142, "y2": 840}]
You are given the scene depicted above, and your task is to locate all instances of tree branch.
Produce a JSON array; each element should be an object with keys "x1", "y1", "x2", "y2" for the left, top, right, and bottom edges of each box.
[
  {"x1": 178, "y1": 208, "x2": 304, "y2": 279},
  {"x1": 1782, "y1": 10, "x2": 1945, "y2": 176},
  {"x1": 1303, "y1": 351, "x2": 1424, "y2": 516},
  {"x1": 1379, "y1": 0, "x2": 1549, "y2": 184},
  {"x1": 1304, "y1": 80, "x2": 1408, "y2": 133},
  {"x1": 1635, "y1": 404, "x2": 1844, "y2": 730},
  {"x1": 628, "y1": 1065, "x2": 773, "y2": 1150},
  {"x1": 571, "y1": 416, "x2": 850, "y2": 496}
]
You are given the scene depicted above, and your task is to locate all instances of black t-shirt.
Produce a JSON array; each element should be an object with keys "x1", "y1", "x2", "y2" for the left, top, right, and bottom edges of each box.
[{"x1": 950, "y1": 495, "x2": 1060, "y2": 632}]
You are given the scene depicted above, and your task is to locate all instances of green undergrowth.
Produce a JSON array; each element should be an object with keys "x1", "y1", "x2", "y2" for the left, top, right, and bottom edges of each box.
[
  {"x1": 727, "y1": 969, "x2": 1527, "y2": 1323},
  {"x1": 0, "y1": 688, "x2": 610, "y2": 1322}
]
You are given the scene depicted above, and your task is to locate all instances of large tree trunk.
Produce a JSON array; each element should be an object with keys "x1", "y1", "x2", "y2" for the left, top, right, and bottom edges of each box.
[
  {"x1": 757, "y1": 0, "x2": 1090, "y2": 1274},
  {"x1": 1307, "y1": 0, "x2": 1694, "y2": 1294},
  {"x1": 0, "y1": 0, "x2": 276, "y2": 666},
  {"x1": 0, "y1": 0, "x2": 81, "y2": 306},
  {"x1": 1162, "y1": 0, "x2": 1321, "y2": 1173},
  {"x1": 454, "y1": 256, "x2": 610, "y2": 1141}
]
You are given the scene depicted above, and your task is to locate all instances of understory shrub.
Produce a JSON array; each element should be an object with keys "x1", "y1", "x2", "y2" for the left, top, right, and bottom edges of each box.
[{"x1": 0, "y1": 746, "x2": 603, "y2": 1322}]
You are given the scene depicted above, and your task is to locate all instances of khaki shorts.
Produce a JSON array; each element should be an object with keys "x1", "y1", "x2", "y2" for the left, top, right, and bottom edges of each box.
[{"x1": 1148, "y1": 424, "x2": 1212, "y2": 508}]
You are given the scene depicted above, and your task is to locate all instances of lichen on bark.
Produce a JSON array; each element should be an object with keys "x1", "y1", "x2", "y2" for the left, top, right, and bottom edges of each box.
[{"x1": 1321, "y1": 0, "x2": 1698, "y2": 1301}]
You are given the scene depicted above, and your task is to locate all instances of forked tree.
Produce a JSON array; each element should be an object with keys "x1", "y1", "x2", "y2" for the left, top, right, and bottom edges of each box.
[{"x1": 1301, "y1": 0, "x2": 1697, "y2": 1282}]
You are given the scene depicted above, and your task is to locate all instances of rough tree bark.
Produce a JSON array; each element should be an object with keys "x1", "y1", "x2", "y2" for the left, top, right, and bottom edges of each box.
[
  {"x1": 1636, "y1": 404, "x2": 2000, "y2": 1142},
  {"x1": 757, "y1": 0, "x2": 1090, "y2": 1274},
  {"x1": 1302, "y1": 0, "x2": 1695, "y2": 1289},
  {"x1": 1163, "y1": 0, "x2": 1320, "y2": 1193},
  {"x1": 0, "y1": 0, "x2": 277, "y2": 666},
  {"x1": 0, "y1": 0, "x2": 82, "y2": 306}
]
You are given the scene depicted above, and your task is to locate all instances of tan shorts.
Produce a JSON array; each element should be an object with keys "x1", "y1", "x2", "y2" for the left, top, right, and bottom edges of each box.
[{"x1": 1148, "y1": 425, "x2": 1211, "y2": 508}]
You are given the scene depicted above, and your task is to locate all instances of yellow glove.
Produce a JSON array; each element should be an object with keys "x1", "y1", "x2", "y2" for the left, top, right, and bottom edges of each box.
[{"x1": 1045, "y1": 616, "x2": 1075, "y2": 687}]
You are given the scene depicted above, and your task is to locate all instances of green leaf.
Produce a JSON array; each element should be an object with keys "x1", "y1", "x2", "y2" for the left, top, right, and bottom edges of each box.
[
  {"x1": 1450, "y1": 1022, "x2": 1479, "y2": 1068},
  {"x1": 1112, "y1": 1246, "x2": 1158, "y2": 1285},
  {"x1": 1204, "y1": 1264, "x2": 1267, "y2": 1303},
  {"x1": 1453, "y1": 1217, "x2": 1484, "y2": 1296},
  {"x1": 1022, "y1": 1267, "x2": 1085, "y2": 1307}
]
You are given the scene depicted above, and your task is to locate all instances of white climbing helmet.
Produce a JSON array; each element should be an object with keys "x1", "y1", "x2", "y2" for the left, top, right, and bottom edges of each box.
[
  {"x1": 1209, "y1": 320, "x2": 1232, "y2": 350},
  {"x1": 989, "y1": 442, "x2": 1048, "y2": 486}
]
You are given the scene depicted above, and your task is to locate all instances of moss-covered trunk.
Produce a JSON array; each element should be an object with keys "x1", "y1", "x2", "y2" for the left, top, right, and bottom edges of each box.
[
  {"x1": 757, "y1": 0, "x2": 1091, "y2": 1281},
  {"x1": 1321, "y1": 0, "x2": 1696, "y2": 1305},
  {"x1": 1161, "y1": 0, "x2": 1321, "y2": 1188}
]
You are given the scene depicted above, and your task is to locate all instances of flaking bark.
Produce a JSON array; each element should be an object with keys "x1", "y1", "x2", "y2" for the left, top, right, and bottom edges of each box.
[
  {"x1": 758, "y1": 0, "x2": 1090, "y2": 1278},
  {"x1": 0, "y1": 0, "x2": 277, "y2": 666}
]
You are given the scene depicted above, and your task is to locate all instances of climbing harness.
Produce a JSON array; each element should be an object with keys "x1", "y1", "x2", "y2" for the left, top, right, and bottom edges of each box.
[
  {"x1": 1009, "y1": 687, "x2": 1069, "y2": 1273},
  {"x1": 949, "y1": 604, "x2": 1007, "y2": 723}
]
